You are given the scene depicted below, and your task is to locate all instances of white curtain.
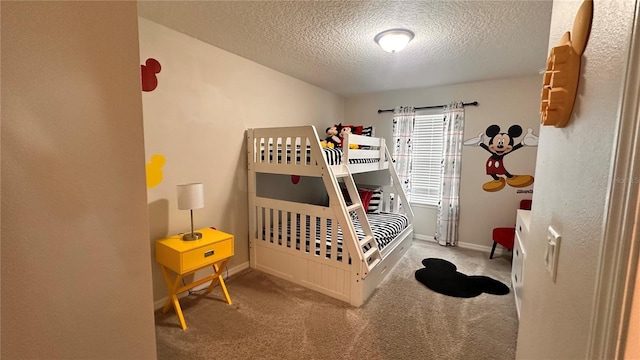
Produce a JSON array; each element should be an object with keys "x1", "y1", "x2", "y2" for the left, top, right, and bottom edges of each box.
[
  {"x1": 392, "y1": 106, "x2": 415, "y2": 204},
  {"x1": 435, "y1": 102, "x2": 465, "y2": 246}
]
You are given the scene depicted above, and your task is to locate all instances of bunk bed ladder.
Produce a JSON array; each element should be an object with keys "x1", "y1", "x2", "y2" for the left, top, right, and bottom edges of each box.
[
  {"x1": 385, "y1": 147, "x2": 415, "y2": 223},
  {"x1": 333, "y1": 165, "x2": 381, "y2": 273}
]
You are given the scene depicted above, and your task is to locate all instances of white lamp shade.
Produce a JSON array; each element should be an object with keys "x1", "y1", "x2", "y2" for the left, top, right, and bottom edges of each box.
[
  {"x1": 375, "y1": 29, "x2": 415, "y2": 53},
  {"x1": 177, "y1": 183, "x2": 205, "y2": 210}
]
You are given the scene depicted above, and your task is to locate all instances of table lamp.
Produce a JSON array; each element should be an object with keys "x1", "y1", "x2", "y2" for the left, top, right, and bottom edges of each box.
[{"x1": 177, "y1": 183, "x2": 205, "y2": 241}]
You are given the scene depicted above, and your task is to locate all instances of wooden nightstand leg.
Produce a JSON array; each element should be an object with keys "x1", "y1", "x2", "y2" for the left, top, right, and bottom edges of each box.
[
  {"x1": 160, "y1": 266, "x2": 180, "y2": 313},
  {"x1": 160, "y1": 266, "x2": 188, "y2": 329},
  {"x1": 171, "y1": 295, "x2": 187, "y2": 330},
  {"x1": 205, "y1": 260, "x2": 225, "y2": 293},
  {"x1": 207, "y1": 261, "x2": 232, "y2": 305},
  {"x1": 218, "y1": 276, "x2": 232, "y2": 305}
]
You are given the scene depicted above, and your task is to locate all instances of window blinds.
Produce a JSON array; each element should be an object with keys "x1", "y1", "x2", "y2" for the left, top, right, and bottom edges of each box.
[{"x1": 411, "y1": 114, "x2": 444, "y2": 206}]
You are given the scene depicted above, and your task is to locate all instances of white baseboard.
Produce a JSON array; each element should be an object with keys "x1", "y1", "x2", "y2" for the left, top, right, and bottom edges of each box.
[
  {"x1": 413, "y1": 234, "x2": 508, "y2": 256},
  {"x1": 223, "y1": 261, "x2": 251, "y2": 278},
  {"x1": 457, "y1": 241, "x2": 501, "y2": 254},
  {"x1": 413, "y1": 234, "x2": 435, "y2": 242},
  {"x1": 153, "y1": 261, "x2": 250, "y2": 311}
]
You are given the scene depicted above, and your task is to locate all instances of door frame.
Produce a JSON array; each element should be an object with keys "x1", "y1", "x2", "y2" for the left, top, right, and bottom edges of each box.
[{"x1": 588, "y1": 1, "x2": 640, "y2": 358}]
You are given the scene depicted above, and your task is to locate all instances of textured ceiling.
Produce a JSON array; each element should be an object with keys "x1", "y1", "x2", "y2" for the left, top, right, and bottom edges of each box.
[{"x1": 138, "y1": 1, "x2": 553, "y2": 96}]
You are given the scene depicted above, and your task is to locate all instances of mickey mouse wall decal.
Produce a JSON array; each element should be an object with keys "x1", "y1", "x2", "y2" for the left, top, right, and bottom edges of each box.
[{"x1": 464, "y1": 124, "x2": 538, "y2": 192}]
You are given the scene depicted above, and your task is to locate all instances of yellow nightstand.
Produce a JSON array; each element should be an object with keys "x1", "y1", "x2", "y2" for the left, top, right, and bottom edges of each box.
[{"x1": 156, "y1": 228, "x2": 234, "y2": 330}]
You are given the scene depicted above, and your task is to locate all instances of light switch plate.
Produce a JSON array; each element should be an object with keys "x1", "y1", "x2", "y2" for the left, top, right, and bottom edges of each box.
[{"x1": 545, "y1": 226, "x2": 561, "y2": 282}]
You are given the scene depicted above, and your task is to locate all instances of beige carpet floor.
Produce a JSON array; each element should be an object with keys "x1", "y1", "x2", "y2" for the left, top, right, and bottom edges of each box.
[{"x1": 155, "y1": 240, "x2": 517, "y2": 360}]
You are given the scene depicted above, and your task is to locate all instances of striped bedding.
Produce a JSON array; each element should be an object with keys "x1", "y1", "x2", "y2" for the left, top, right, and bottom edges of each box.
[
  {"x1": 262, "y1": 212, "x2": 408, "y2": 261},
  {"x1": 260, "y1": 146, "x2": 379, "y2": 166}
]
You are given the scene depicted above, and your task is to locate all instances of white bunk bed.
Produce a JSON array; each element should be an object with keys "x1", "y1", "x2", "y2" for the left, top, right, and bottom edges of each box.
[{"x1": 246, "y1": 125, "x2": 414, "y2": 306}]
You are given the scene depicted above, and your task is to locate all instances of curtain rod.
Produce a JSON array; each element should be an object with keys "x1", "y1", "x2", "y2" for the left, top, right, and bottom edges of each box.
[{"x1": 377, "y1": 101, "x2": 479, "y2": 114}]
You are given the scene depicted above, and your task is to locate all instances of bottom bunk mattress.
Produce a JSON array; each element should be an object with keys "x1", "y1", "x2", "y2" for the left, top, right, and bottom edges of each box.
[{"x1": 260, "y1": 212, "x2": 408, "y2": 261}]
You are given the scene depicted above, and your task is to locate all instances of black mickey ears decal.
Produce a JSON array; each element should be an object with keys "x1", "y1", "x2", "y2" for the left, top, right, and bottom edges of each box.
[{"x1": 415, "y1": 258, "x2": 510, "y2": 298}]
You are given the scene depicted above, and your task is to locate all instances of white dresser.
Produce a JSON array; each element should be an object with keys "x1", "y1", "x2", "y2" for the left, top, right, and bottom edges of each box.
[{"x1": 512, "y1": 209, "x2": 531, "y2": 320}]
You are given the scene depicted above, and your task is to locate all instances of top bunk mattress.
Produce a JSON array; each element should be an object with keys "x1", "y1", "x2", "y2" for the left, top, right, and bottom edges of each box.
[{"x1": 261, "y1": 146, "x2": 379, "y2": 166}]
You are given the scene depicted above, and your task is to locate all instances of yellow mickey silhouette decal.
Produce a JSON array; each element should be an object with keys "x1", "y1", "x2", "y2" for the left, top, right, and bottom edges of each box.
[{"x1": 146, "y1": 154, "x2": 166, "y2": 188}]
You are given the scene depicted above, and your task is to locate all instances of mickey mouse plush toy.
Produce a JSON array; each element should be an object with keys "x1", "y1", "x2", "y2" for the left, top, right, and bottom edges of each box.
[
  {"x1": 467, "y1": 124, "x2": 535, "y2": 192},
  {"x1": 325, "y1": 124, "x2": 341, "y2": 148},
  {"x1": 338, "y1": 125, "x2": 352, "y2": 147}
]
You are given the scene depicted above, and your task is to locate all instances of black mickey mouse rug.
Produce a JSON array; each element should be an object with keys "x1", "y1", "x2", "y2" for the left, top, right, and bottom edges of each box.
[{"x1": 414, "y1": 258, "x2": 510, "y2": 298}]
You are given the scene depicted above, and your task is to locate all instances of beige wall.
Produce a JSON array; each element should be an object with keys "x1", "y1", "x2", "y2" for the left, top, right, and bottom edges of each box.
[
  {"x1": 516, "y1": 1, "x2": 636, "y2": 359},
  {"x1": 345, "y1": 76, "x2": 541, "y2": 250},
  {"x1": 138, "y1": 18, "x2": 344, "y2": 304},
  {"x1": 1, "y1": 2, "x2": 156, "y2": 359}
]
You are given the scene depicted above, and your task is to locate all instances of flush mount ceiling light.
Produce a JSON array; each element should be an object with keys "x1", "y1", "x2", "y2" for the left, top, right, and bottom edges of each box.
[{"x1": 374, "y1": 28, "x2": 415, "y2": 53}]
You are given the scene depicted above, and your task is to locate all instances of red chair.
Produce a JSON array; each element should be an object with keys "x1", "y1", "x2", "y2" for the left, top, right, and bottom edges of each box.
[{"x1": 490, "y1": 199, "x2": 532, "y2": 259}]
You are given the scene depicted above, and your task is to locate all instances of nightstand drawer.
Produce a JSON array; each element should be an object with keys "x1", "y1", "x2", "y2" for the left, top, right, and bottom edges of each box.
[
  {"x1": 182, "y1": 238, "x2": 232, "y2": 272},
  {"x1": 156, "y1": 228, "x2": 235, "y2": 274}
]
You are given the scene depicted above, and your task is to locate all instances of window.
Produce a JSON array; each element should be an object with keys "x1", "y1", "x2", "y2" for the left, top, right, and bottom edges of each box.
[{"x1": 411, "y1": 114, "x2": 444, "y2": 206}]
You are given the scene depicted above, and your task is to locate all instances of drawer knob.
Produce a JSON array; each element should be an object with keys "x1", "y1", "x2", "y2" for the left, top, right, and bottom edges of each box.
[
  {"x1": 519, "y1": 226, "x2": 522, "y2": 232},
  {"x1": 204, "y1": 250, "x2": 215, "y2": 257}
]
